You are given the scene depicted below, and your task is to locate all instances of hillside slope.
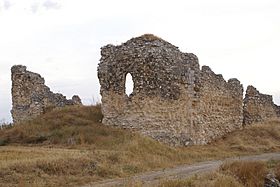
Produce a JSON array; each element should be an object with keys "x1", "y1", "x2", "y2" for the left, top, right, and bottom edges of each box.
[{"x1": 0, "y1": 105, "x2": 280, "y2": 186}]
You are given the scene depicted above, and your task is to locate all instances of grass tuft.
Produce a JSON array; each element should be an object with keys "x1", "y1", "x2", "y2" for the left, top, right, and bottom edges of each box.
[
  {"x1": 139, "y1": 34, "x2": 163, "y2": 41},
  {"x1": 220, "y1": 161, "x2": 267, "y2": 186}
]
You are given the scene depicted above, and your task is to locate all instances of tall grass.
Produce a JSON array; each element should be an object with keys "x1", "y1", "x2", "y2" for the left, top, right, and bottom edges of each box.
[
  {"x1": 158, "y1": 160, "x2": 280, "y2": 187},
  {"x1": 220, "y1": 161, "x2": 268, "y2": 186}
]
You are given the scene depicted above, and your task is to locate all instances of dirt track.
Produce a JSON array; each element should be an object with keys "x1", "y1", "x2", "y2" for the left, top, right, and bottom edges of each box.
[{"x1": 82, "y1": 152, "x2": 280, "y2": 187}]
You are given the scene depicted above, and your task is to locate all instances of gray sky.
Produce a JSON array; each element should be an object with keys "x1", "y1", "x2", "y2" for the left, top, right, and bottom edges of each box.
[{"x1": 0, "y1": 0, "x2": 280, "y2": 122}]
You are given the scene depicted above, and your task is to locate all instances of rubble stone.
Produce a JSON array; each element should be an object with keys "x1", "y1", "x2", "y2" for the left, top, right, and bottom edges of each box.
[{"x1": 264, "y1": 173, "x2": 280, "y2": 187}]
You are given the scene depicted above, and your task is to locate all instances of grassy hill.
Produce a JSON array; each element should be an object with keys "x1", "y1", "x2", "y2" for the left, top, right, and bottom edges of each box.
[{"x1": 0, "y1": 105, "x2": 280, "y2": 187}]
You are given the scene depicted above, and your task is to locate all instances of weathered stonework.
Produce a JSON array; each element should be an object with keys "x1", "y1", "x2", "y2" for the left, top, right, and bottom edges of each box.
[
  {"x1": 243, "y1": 86, "x2": 279, "y2": 125},
  {"x1": 11, "y1": 65, "x2": 82, "y2": 123},
  {"x1": 98, "y1": 34, "x2": 244, "y2": 145},
  {"x1": 275, "y1": 105, "x2": 280, "y2": 117},
  {"x1": 193, "y1": 67, "x2": 244, "y2": 144}
]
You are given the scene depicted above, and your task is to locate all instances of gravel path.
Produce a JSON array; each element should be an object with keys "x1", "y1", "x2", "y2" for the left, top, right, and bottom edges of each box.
[{"x1": 83, "y1": 152, "x2": 280, "y2": 187}]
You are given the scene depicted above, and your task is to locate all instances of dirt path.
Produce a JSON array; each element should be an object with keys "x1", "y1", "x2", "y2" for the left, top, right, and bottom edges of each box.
[{"x1": 83, "y1": 152, "x2": 280, "y2": 187}]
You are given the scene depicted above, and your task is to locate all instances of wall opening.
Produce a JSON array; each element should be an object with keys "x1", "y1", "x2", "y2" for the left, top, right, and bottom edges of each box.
[{"x1": 125, "y1": 73, "x2": 134, "y2": 96}]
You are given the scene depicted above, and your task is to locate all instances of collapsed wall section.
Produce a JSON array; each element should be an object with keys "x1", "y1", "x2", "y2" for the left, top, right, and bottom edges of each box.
[
  {"x1": 11, "y1": 65, "x2": 82, "y2": 123},
  {"x1": 243, "y1": 86, "x2": 278, "y2": 125},
  {"x1": 98, "y1": 34, "x2": 244, "y2": 145}
]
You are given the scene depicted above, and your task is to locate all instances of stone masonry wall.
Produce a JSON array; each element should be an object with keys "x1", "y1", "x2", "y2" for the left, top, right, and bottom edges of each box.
[
  {"x1": 243, "y1": 85, "x2": 278, "y2": 125},
  {"x1": 11, "y1": 65, "x2": 82, "y2": 123},
  {"x1": 275, "y1": 105, "x2": 280, "y2": 117},
  {"x1": 98, "y1": 34, "x2": 244, "y2": 145},
  {"x1": 191, "y1": 66, "x2": 244, "y2": 144}
]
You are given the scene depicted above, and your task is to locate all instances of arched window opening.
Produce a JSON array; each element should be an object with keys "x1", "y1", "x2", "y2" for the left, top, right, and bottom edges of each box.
[{"x1": 125, "y1": 73, "x2": 134, "y2": 96}]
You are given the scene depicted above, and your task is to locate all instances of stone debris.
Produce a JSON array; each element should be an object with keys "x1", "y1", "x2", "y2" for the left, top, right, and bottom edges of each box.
[
  {"x1": 98, "y1": 34, "x2": 245, "y2": 146},
  {"x1": 11, "y1": 65, "x2": 82, "y2": 123},
  {"x1": 264, "y1": 173, "x2": 280, "y2": 187}
]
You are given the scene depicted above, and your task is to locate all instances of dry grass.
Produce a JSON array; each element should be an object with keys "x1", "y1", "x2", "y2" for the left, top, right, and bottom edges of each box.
[
  {"x1": 158, "y1": 172, "x2": 244, "y2": 187},
  {"x1": 0, "y1": 146, "x2": 98, "y2": 187},
  {"x1": 139, "y1": 34, "x2": 163, "y2": 41},
  {"x1": 158, "y1": 160, "x2": 280, "y2": 187},
  {"x1": 212, "y1": 119, "x2": 280, "y2": 153},
  {"x1": 220, "y1": 161, "x2": 268, "y2": 187},
  {"x1": 0, "y1": 105, "x2": 280, "y2": 186}
]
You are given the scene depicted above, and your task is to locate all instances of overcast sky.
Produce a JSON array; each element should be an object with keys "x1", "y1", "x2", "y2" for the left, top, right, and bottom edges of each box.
[{"x1": 0, "y1": 0, "x2": 280, "y2": 122}]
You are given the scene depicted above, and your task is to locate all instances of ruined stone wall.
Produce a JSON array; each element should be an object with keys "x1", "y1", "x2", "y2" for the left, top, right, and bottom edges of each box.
[
  {"x1": 243, "y1": 86, "x2": 278, "y2": 125},
  {"x1": 275, "y1": 105, "x2": 280, "y2": 117},
  {"x1": 191, "y1": 66, "x2": 244, "y2": 144},
  {"x1": 11, "y1": 65, "x2": 82, "y2": 123},
  {"x1": 98, "y1": 34, "x2": 244, "y2": 145}
]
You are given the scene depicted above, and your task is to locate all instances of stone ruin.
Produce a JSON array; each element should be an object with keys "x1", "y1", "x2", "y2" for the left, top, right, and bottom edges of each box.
[
  {"x1": 243, "y1": 85, "x2": 280, "y2": 125},
  {"x1": 98, "y1": 34, "x2": 244, "y2": 145},
  {"x1": 9, "y1": 34, "x2": 279, "y2": 145},
  {"x1": 11, "y1": 65, "x2": 82, "y2": 123},
  {"x1": 98, "y1": 34, "x2": 280, "y2": 145}
]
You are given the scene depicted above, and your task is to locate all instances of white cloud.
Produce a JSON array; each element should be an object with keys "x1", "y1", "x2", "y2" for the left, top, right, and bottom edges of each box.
[
  {"x1": 3, "y1": 0, "x2": 11, "y2": 10},
  {"x1": 30, "y1": 0, "x2": 61, "y2": 13},
  {"x1": 30, "y1": 1, "x2": 39, "y2": 13},
  {"x1": 42, "y1": 0, "x2": 61, "y2": 10},
  {"x1": 0, "y1": 0, "x2": 61, "y2": 13}
]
